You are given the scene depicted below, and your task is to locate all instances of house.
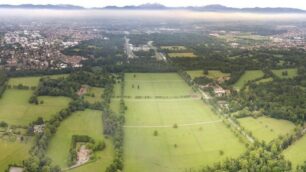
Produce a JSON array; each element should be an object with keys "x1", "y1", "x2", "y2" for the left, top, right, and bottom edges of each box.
[{"x1": 33, "y1": 124, "x2": 45, "y2": 134}]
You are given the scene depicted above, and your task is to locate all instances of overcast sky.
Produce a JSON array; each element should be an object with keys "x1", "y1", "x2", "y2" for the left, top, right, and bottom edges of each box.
[{"x1": 1, "y1": 0, "x2": 306, "y2": 9}]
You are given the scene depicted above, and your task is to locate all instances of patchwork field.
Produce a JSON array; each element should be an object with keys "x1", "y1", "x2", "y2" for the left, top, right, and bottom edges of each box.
[
  {"x1": 186, "y1": 70, "x2": 230, "y2": 80},
  {"x1": 124, "y1": 73, "x2": 246, "y2": 172},
  {"x1": 168, "y1": 52, "x2": 197, "y2": 58},
  {"x1": 0, "y1": 89, "x2": 71, "y2": 125},
  {"x1": 234, "y1": 70, "x2": 264, "y2": 90},
  {"x1": 47, "y1": 109, "x2": 113, "y2": 170},
  {"x1": 238, "y1": 116, "x2": 296, "y2": 143},
  {"x1": 272, "y1": 68, "x2": 298, "y2": 79},
  {"x1": 0, "y1": 140, "x2": 32, "y2": 171},
  {"x1": 283, "y1": 134, "x2": 306, "y2": 169}
]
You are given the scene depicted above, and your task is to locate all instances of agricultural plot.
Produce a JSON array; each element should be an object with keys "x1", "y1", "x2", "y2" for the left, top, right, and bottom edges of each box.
[
  {"x1": 0, "y1": 140, "x2": 32, "y2": 171},
  {"x1": 124, "y1": 73, "x2": 246, "y2": 172},
  {"x1": 168, "y1": 52, "x2": 197, "y2": 58},
  {"x1": 283, "y1": 134, "x2": 306, "y2": 169},
  {"x1": 160, "y1": 46, "x2": 187, "y2": 51},
  {"x1": 47, "y1": 110, "x2": 113, "y2": 170},
  {"x1": 272, "y1": 68, "x2": 298, "y2": 79},
  {"x1": 0, "y1": 89, "x2": 70, "y2": 126},
  {"x1": 238, "y1": 116, "x2": 296, "y2": 143},
  {"x1": 186, "y1": 70, "x2": 230, "y2": 80},
  {"x1": 234, "y1": 70, "x2": 264, "y2": 90}
]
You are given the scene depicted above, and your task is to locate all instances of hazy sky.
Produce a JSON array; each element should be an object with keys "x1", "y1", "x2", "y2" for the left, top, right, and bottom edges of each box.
[{"x1": 1, "y1": 0, "x2": 306, "y2": 9}]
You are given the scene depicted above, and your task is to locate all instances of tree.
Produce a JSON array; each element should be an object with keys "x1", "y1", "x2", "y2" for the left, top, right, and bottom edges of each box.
[{"x1": 153, "y1": 130, "x2": 158, "y2": 136}]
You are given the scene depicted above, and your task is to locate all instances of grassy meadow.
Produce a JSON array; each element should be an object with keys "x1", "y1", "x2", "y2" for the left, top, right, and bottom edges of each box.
[
  {"x1": 272, "y1": 68, "x2": 298, "y2": 79},
  {"x1": 234, "y1": 70, "x2": 264, "y2": 90},
  {"x1": 238, "y1": 116, "x2": 296, "y2": 143},
  {"x1": 123, "y1": 73, "x2": 246, "y2": 172},
  {"x1": 168, "y1": 52, "x2": 197, "y2": 58},
  {"x1": 84, "y1": 87, "x2": 104, "y2": 104},
  {"x1": 0, "y1": 89, "x2": 70, "y2": 125},
  {"x1": 283, "y1": 135, "x2": 306, "y2": 169},
  {"x1": 0, "y1": 140, "x2": 32, "y2": 171},
  {"x1": 47, "y1": 110, "x2": 113, "y2": 170},
  {"x1": 186, "y1": 70, "x2": 230, "y2": 80}
]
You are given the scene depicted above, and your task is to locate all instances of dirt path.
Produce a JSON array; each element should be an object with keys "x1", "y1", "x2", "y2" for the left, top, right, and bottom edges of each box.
[{"x1": 124, "y1": 120, "x2": 222, "y2": 128}]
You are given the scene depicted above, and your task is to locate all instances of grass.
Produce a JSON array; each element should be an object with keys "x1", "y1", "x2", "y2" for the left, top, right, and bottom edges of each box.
[
  {"x1": 272, "y1": 68, "x2": 298, "y2": 79},
  {"x1": 124, "y1": 73, "x2": 194, "y2": 97},
  {"x1": 186, "y1": 70, "x2": 230, "y2": 80},
  {"x1": 168, "y1": 52, "x2": 197, "y2": 58},
  {"x1": 0, "y1": 89, "x2": 71, "y2": 126},
  {"x1": 124, "y1": 73, "x2": 246, "y2": 172},
  {"x1": 283, "y1": 135, "x2": 306, "y2": 169},
  {"x1": 84, "y1": 87, "x2": 104, "y2": 104},
  {"x1": 8, "y1": 74, "x2": 68, "y2": 87},
  {"x1": 256, "y1": 77, "x2": 273, "y2": 84},
  {"x1": 234, "y1": 70, "x2": 264, "y2": 90},
  {"x1": 47, "y1": 109, "x2": 113, "y2": 170},
  {"x1": 160, "y1": 46, "x2": 187, "y2": 51},
  {"x1": 0, "y1": 140, "x2": 32, "y2": 171},
  {"x1": 238, "y1": 116, "x2": 296, "y2": 143}
]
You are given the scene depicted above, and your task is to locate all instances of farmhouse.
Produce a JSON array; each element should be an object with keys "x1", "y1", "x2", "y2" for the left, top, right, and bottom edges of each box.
[
  {"x1": 213, "y1": 85, "x2": 230, "y2": 97},
  {"x1": 9, "y1": 167, "x2": 23, "y2": 172},
  {"x1": 33, "y1": 124, "x2": 45, "y2": 133}
]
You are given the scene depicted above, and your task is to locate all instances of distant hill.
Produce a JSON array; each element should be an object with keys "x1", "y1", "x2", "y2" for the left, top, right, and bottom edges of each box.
[
  {"x1": 0, "y1": 4, "x2": 84, "y2": 10},
  {"x1": 0, "y1": 3, "x2": 305, "y2": 13}
]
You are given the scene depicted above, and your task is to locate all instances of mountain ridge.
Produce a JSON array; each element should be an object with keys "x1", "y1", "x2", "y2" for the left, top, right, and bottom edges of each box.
[{"x1": 0, "y1": 3, "x2": 305, "y2": 13}]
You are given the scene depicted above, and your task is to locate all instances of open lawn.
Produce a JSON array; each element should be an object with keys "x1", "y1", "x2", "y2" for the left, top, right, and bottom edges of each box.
[
  {"x1": 160, "y1": 46, "x2": 187, "y2": 51},
  {"x1": 256, "y1": 77, "x2": 273, "y2": 84},
  {"x1": 124, "y1": 73, "x2": 194, "y2": 97},
  {"x1": 283, "y1": 134, "x2": 306, "y2": 169},
  {"x1": 234, "y1": 70, "x2": 264, "y2": 90},
  {"x1": 238, "y1": 116, "x2": 296, "y2": 143},
  {"x1": 0, "y1": 89, "x2": 71, "y2": 126},
  {"x1": 124, "y1": 73, "x2": 246, "y2": 172},
  {"x1": 272, "y1": 68, "x2": 298, "y2": 79},
  {"x1": 168, "y1": 52, "x2": 197, "y2": 58},
  {"x1": 0, "y1": 140, "x2": 32, "y2": 171},
  {"x1": 84, "y1": 87, "x2": 104, "y2": 104},
  {"x1": 8, "y1": 74, "x2": 68, "y2": 87},
  {"x1": 186, "y1": 70, "x2": 230, "y2": 80},
  {"x1": 47, "y1": 109, "x2": 113, "y2": 170}
]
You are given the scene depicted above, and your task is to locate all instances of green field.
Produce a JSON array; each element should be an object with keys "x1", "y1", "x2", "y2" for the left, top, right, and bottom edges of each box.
[
  {"x1": 8, "y1": 74, "x2": 68, "y2": 87},
  {"x1": 0, "y1": 140, "x2": 32, "y2": 171},
  {"x1": 160, "y1": 46, "x2": 187, "y2": 51},
  {"x1": 186, "y1": 70, "x2": 230, "y2": 80},
  {"x1": 84, "y1": 87, "x2": 104, "y2": 104},
  {"x1": 234, "y1": 70, "x2": 264, "y2": 90},
  {"x1": 0, "y1": 89, "x2": 71, "y2": 125},
  {"x1": 272, "y1": 68, "x2": 298, "y2": 79},
  {"x1": 238, "y1": 116, "x2": 296, "y2": 143},
  {"x1": 124, "y1": 73, "x2": 246, "y2": 172},
  {"x1": 124, "y1": 73, "x2": 194, "y2": 97},
  {"x1": 283, "y1": 134, "x2": 306, "y2": 169},
  {"x1": 168, "y1": 52, "x2": 197, "y2": 58},
  {"x1": 47, "y1": 110, "x2": 113, "y2": 170},
  {"x1": 256, "y1": 77, "x2": 273, "y2": 84}
]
